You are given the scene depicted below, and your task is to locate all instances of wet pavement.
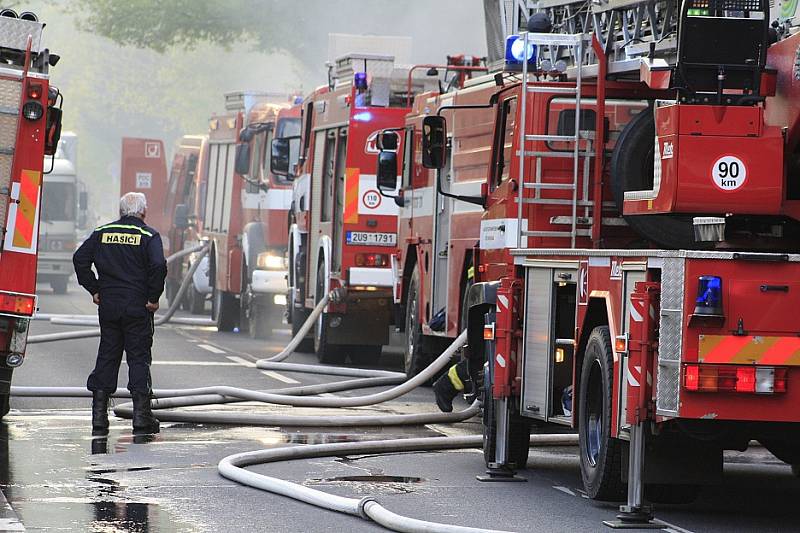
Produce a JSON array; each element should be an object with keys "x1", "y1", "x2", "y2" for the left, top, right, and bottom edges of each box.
[{"x1": 3, "y1": 281, "x2": 800, "y2": 532}]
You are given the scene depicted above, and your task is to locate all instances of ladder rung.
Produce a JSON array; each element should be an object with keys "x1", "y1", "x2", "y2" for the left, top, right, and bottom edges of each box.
[
  {"x1": 522, "y1": 198, "x2": 594, "y2": 207},
  {"x1": 519, "y1": 150, "x2": 594, "y2": 159},
  {"x1": 0, "y1": 148, "x2": 13, "y2": 156},
  {"x1": 0, "y1": 106, "x2": 17, "y2": 116},
  {"x1": 522, "y1": 229, "x2": 591, "y2": 238},
  {"x1": 527, "y1": 86, "x2": 577, "y2": 94},
  {"x1": 525, "y1": 134, "x2": 578, "y2": 142},
  {"x1": 523, "y1": 182, "x2": 576, "y2": 190},
  {"x1": 550, "y1": 216, "x2": 628, "y2": 227}
]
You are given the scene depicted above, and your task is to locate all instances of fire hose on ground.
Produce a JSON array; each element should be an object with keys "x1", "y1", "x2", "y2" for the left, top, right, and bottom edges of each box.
[{"x1": 13, "y1": 248, "x2": 578, "y2": 532}]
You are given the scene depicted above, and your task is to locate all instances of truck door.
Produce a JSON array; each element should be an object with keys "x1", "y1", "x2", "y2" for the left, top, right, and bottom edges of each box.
[
  {"x1": 332, "y1": 127, "x2": 347, "y2": 273},
  {"x1": 308, "y1": 129, "x2": 328, "y2": 301},
  {"x1": 430, "y1": 141, "x2": 452, "y2": 323}
]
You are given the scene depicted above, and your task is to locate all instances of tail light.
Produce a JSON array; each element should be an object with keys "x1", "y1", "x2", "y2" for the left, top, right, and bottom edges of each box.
[
  {"x1": 683, "y1": 363, "x2": 787, "y2": 394},
  {"x1": 0, "y1": 293, "x2": 35, "y2": 316},
  {"x1": 27, "y1": 83, "x2": 42, "y2": 100},
  {"x1": 355, "y1": 253, "x2": 388, "y2": 267}
]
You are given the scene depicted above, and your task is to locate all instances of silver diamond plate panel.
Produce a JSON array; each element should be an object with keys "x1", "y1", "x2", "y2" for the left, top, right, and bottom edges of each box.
[
  {"x1": 0, "y1": 18, "x2": 43, "y2": 52},
  {"x1": 656, "y1": 256, "x2": 685, "y2": 416},
  {"x1": 0, "y1": 115, "x2": 18, "y2": 152},
  {"x1": 0, "y1": 78, "x2": 21, "y2": 110}
]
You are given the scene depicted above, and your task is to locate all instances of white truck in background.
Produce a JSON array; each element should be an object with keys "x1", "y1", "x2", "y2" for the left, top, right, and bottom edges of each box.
[{"x1": 38, "y1": 132, "x2": 86, "y2": 294}]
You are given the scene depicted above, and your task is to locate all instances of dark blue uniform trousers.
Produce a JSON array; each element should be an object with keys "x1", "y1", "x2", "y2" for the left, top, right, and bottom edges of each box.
[{"x1": 87, "y1": 297, "x2": 154, "y2": 394}]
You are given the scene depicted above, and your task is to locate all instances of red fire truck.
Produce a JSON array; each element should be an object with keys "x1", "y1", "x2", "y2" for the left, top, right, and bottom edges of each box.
[
  {"x1": 381, "y1": 0, "x2": 800, "y2": 525},
  {"x1": 378, "y1": 59, "x2": 499, "y2": 377},
  {"x1": 119, "y1": 137, "x2": 169, "y2": 235},
  {"x1": 201, "y1": 92, "x2": 300, "y2": 338},
  {"x1": 163, "y1": 135, "x2": 206, "y2": 312},
  {"x1": 273, "y1": 53, "x2": 441, "y2": 364},
  {"x1": 0, "y1": 10, "x2": 63, "y2": 417}
]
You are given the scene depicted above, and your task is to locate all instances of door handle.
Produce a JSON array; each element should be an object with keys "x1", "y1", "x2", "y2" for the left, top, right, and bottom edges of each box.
[{"x1": 760, "y1": 284, "x2": 789, "y2": 292}]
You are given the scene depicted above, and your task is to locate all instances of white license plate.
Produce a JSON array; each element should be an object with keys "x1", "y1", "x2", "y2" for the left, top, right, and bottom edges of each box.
[{"x1": 346, "y1": 231, "x2": 397, "y2": 247}]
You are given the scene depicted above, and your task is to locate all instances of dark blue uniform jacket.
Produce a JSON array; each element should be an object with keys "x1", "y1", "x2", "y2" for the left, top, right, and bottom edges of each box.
[{"x1": 73, "y1": 216, "x2": 168, "y2": 313}]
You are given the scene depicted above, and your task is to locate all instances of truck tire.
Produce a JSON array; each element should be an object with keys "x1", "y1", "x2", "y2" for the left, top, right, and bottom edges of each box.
[
  {"x1": 579, "y1": 326, "x2": 625, "y2": 501},
  {"x1": 314, "y1": 262, "x2": 345, "y2": 365},
  {"x1": 290, "y1": 304, "x2": 314, "y2": 352},
  {"x1": 403, "y1": 266, "x2": 431, "y2": 378},
  {"x1": 482, "y1": 394, "x2": 531, "y2": 469},
  {"x1": 51, "y1": 277, "x2": 68, "y2": 295},
  {"x1": 348, "y1": 345, "x2": 382, "y2": 366},
  {"x1": 0, "y1": 394, "x2": 9, "y2": 419},
  {"x1": 610, "y1": 107, "x2": 701, "y2": 250},
  {"x1": 213, "y1": 289, "x2": 238, "y2": 332},
  {"x1": 247, "y1": 303, "x2": 271, "y2": 339},
  {"x1": 188, "y1": 286, "x2": 206, "y2": 315}
]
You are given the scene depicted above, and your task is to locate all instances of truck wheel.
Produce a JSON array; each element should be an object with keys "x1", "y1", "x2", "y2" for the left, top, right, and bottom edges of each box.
[
  {"x1": 348, "y1": 345, "x2": 381, "y2": 366},
  {"x1": 314, "y1": 263, "x2": 345, "y2": 365},
  {"x1": 579, "y1": 326, "x2": 625, "y2": 501},
  {"x1": 51, "y1": 277, "x2": 68, "y2": 295},
  {"x1": 188, "y1": 287, "x2": 206, "y2": 315},
  {"x1": 403, "y1": 266, "x2": 431, "y2": 377},
  {"x1": 0, "y1": 394, "x2": 9, "y2": 419},
  {"x1": 247, "y1": 303, "x2": 274, "y2": 340},
  {"x1": 290, "y1": 304, "x2": 314, "y2": 352},
  {"x1": 213, "y1": 289, "x2": 238, "y2": 332},
  {"x1": 482, "y1": 396, "x2": 531, "y2": 469}
]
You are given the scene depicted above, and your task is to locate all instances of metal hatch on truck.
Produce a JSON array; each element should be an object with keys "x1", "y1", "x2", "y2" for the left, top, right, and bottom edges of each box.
[{"x1": 520, "y1": 263, "x2": 578, "y2": 423}]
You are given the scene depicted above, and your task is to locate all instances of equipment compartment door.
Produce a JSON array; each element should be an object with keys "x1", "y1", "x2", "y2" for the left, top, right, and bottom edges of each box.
[{"x1": 520, "y1": 265, "x2": 578, "y2": 421}]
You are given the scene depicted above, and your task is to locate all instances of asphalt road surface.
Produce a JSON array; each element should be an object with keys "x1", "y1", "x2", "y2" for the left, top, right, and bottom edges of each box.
[{"x1": 0, "y1": 280, "x2": 797, "y2": 532}]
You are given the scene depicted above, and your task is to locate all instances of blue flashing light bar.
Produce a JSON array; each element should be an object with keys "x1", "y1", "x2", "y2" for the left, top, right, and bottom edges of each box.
[{"x1": 505, "y1": 35, "x2": 537, "y2": 66}]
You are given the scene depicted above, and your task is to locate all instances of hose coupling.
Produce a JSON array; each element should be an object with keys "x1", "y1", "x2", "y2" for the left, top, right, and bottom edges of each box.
[
  {"x1": 329, "y1": 287, "x2": 347, "y2": 304},
  {"x1": 357, "y1": 496, "x2": 379, "y2": 520}
]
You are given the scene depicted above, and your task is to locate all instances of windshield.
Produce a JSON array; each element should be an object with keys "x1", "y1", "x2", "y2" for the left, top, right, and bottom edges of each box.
[
  {"x1": 42, "y1": 181, "x2": 77, "y2": 222},
  {"x1": 276, "y1": 117, "x2": 301, "y2": 138}
]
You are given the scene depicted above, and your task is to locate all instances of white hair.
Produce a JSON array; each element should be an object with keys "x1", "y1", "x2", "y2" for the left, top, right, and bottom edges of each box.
[{"x1": 119, "y1": 192, "x2": 147, "y2": 217}]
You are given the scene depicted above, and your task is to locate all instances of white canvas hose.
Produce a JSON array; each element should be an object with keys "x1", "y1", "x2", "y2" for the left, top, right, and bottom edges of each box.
[
  {"x1": 17, "y1": 247, "x2": 539, "y2": 532},
  {"x1": 219, "y1": 434, "x2": 577, "y2": 533},
  {"x1": 28, "y1": 245, "x2": 211, "y2": 343}
]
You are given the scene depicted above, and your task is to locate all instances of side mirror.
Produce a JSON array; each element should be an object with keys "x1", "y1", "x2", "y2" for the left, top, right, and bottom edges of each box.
[
  {"x1": 422, "y1": 115, "x2": 447, "y2": 169},
  {"x1": 234, "y1": 143, "x2": 251, "y2": 176},
  {"x1": 44, "y1": 106, "x2": 62, "y2": 157},
  {"x1": 239, "y1": 127, "x2": 255, "y2": 143},
  {"x1": 376, "y1": 151, "x2": 398, "y2": 190},
  {"x1": 271, "y1": 137, "x2": 293, "y2": 178},
  {"x1": 78, "y1": 191, "x2": 88, "y2": 211},
  {"x1": 377, "y1": 131, "x2": 398, "y2": 151},
  {"x1": 174, "y1": 203, "x2": 190, "y2": 229}
]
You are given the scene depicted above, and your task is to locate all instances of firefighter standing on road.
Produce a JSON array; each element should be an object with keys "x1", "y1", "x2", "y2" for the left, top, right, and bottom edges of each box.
[{"x1": 73, "y1": 192, "x2": 167, "y2": 436}]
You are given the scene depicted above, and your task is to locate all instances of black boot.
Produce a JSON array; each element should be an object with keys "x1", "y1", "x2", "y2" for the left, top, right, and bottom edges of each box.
[
  {"x1": 131, "y1": 393, "x2": 160, "y2": 435},
  {"x1": 433, "y1": 374, "x2": 458, "y2": 413},
  {"x1": 91, "y1": 391, "x2": 110, "y2": 437}
]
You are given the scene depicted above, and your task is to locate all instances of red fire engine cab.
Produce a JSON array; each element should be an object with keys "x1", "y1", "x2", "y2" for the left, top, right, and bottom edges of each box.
[
  {"x1": 0, "y1": 10, "x2": 63, "y2": 417},
  {"x1": 409, "y1": 0, "x2": 800, "y2": 525},
  {"x1": 273, "y1": 53, "x2": 438, "y2": 364},
  {"x1": 201, "y1": 92, "x2": 299, "y2": 338},
  {"x1": 374, "y1": 57, "x2": 491, "y2": 377}
]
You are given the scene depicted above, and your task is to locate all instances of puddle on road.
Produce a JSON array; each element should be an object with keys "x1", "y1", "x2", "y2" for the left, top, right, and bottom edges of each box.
[{"x1": 310, "y1": 474, "x2": 424, "y2": 483}]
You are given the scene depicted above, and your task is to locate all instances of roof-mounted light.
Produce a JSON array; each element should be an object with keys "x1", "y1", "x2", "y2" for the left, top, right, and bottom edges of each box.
[{"x1": 505, "y1": 35, "x2": 536, "y2": 66}]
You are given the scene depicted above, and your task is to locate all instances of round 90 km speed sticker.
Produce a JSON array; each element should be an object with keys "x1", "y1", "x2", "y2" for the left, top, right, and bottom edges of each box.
[{"x1": 711, "y1": 156, "x2": 747, "y2": 191}]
